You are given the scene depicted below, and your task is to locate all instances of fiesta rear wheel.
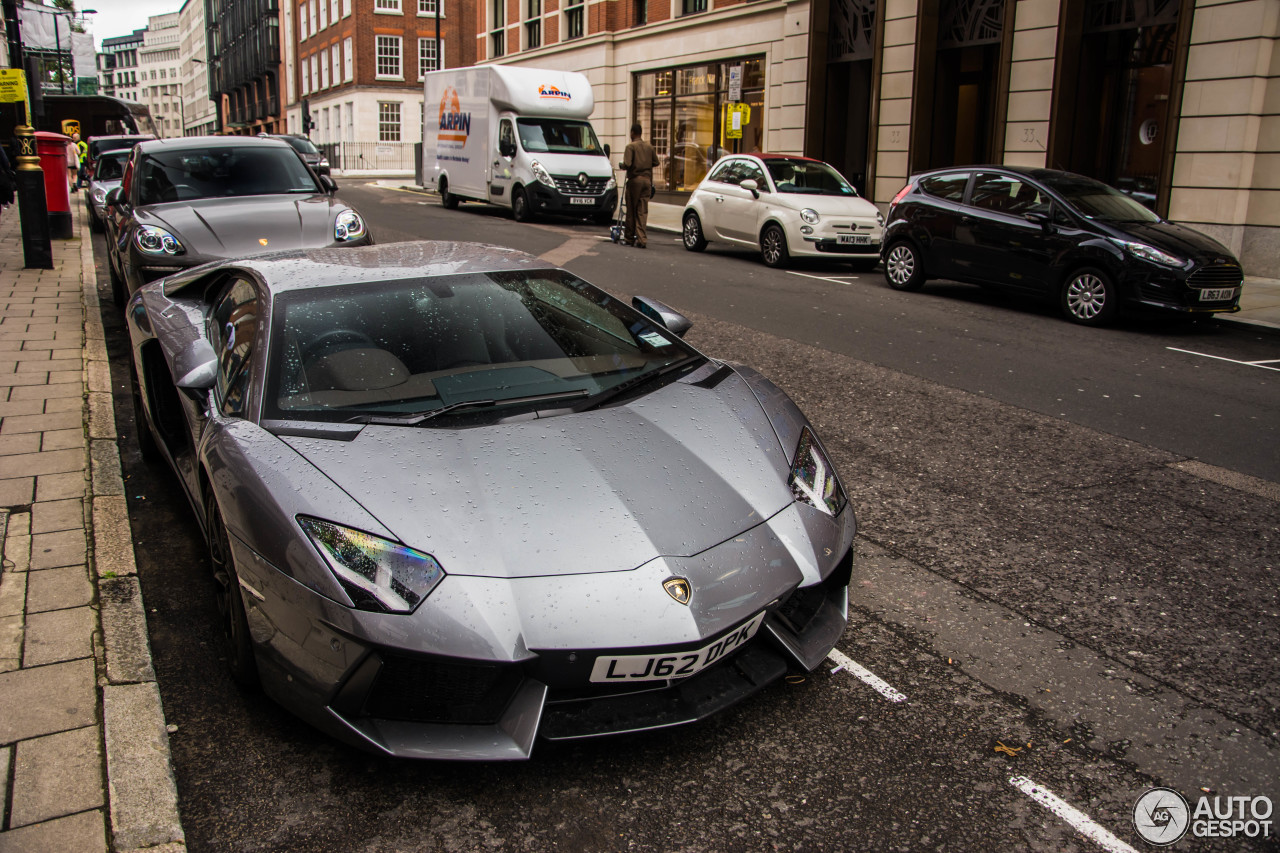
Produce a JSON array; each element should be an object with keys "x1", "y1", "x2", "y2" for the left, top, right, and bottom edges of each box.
[
  {"x1": 1061, "y1": 267, "x2": 1117, "y2": 326},
  {"x1": 439, "y1": 177, "x2": 459, "y2": 209},
  {"x1": 760, "y1": 223, "x2": 790, "y2": 268},
  {"x1": 884, "y1": 241, "x2": 925, "y2": 291},
  {"x1": 683, "y1": 212, "x2": 707, "y2": 251},
  {"x1": 206, "y1": 492, "x2": 259, "y2": 689}
]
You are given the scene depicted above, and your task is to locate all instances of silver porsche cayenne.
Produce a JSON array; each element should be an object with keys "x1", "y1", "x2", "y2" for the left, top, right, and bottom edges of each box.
[{"x1": 127, "y1": 241, "x2": 856, "y2": 760}]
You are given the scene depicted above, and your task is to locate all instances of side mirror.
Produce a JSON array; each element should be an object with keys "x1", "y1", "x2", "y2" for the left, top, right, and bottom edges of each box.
[
  {"x1": 499, "y1": 141, "x2": 517, "y2": 159},
  {"x1": 173, "y1": 338, "x2": 218, "y2": 392},
  {"x1": 319, "y1": 174, "x2": 338, "y2": 194},
  {"x1": 1024, "y1": 211, "x2": 1051, "y2": 230},
  {"x1": 740, "y1": 178, "x2": 760, "y2": 199},
  {"x1": 632, "y1": 296, "x2": 693, "y2": 338},
  {"x1": 105, "y1": 187, "x2": 123, "y2": 207},
  {"x1": 603, "y1": 143, "x2": 611, "y2": 159}
]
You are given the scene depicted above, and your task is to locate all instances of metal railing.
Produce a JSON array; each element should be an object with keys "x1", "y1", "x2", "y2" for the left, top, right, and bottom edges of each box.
[{"x1": 316, "y1": 141, "x2": 416, "y2": 172}]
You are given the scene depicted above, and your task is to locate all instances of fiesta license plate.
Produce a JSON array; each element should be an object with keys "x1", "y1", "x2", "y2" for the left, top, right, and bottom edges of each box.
[
  {"x1": 838, "y1": 234, "x2": 872, "y2": 245},
  {"x1": 1199, "y1": 287, "x2": 1238, "y2": 302},
  {"x1": 570, "y1": 196, "x2": 595, "y2": 205},
  {"x1": 589, "y1": 612, "x2": 767, "y2": 683}
]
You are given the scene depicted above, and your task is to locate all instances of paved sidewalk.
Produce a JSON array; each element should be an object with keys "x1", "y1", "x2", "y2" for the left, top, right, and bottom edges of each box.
[{"x1": 0, "y1": 200, "x2": 184, "y2": 853}]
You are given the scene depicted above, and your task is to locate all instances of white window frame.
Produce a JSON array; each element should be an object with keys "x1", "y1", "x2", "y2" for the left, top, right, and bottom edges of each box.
[
  {"x1": 310, "y1": 0, "x2": 318, "y2": 35},
  {"x1": 375, "y1": 35, "x2": 403, "y2": 80},
  {"x1": 418, "y1": 37, "x2": 442, "y2": 79},
  {"x1": 301, "y1": 61, "x2": 310, "y2": 94},
  {"x1": 310, "y1": 54, "x2": 319, "y2": 91},
  {"x1": 318, "y1": 0, "x2": 327, "y2": 30},
  {"x1": 329, "y1": 0, "x2": 338, "y2": 26},
  {"x1": 417, "y1": 0, "x2": 444, "y2": 15},
  {"x1": 343, "y1": 37, "x2": 354, "y2": 81},
  {"x1": 378, "y1": 101, "x2": 402, "y2": 142},
  {"x1": 332, "y1": 43, "x2": 341, "y2": 85},
  {"x1": 375, "y1": 0, "x2": 402, "y2": 13},
  {"x1": 342, "y1": 0, "x2": 351, "y2": 16},
  {"x1": 320, "y1": 47, "x2": 330, "y2": 88}
]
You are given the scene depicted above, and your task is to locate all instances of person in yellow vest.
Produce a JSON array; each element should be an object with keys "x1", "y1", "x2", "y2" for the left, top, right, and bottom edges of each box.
[{"x1": 73, "y1": 132, "x2": 88, "y2": 190}]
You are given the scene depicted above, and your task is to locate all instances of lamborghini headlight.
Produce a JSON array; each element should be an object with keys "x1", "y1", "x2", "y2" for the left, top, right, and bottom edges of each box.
[
  {"x1": 136, "y1": 226, "x2": 184, "y2": 255},
  {"x1": 530, "y1": 159, "x2": 556, "y2": 189},
  {"x1": 788, "y1": 426, "x2": 847, "y2": 517},
  {"x1": 299, "y1": 517, "x2": 444, "y2": 613},
  {"x1": 334, "y1": 209, "x2": 366, "y2": 242}
]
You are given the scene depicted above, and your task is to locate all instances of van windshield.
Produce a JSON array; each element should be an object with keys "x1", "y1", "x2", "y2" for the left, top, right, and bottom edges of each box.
[{"x1": 516, "y1": 118, "x2": 604, "y2": 156}]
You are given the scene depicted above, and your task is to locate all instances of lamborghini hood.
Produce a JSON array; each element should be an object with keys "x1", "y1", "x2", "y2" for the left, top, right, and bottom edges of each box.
[{"x1": 281, "y1": 372, "x2": 795, "y2": 579}]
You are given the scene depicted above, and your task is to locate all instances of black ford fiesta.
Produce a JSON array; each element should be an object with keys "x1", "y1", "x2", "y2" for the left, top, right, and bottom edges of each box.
[{"x1": 880, "y1": 166, "x2": 1244, "y2": 326}]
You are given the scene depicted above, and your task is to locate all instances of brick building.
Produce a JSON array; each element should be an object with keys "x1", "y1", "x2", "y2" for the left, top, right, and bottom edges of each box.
[{"x1": 283, "y1": 0, "x2": 475, "y2": 171}]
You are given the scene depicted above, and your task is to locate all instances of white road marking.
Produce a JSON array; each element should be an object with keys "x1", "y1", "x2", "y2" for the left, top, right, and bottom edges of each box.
[
  {"x1": 787, "y1": 270, "x2": 858, "y2": 285},
  {"x1": 825, "y1": 648, "x2": 907, "y2": 703},
  {"x1": 1166, "y1": 347, "x2": 1280, "y2": 372},
  {"x1": 1009, "y1": 776, "x2": 1138, "y2": 853}
]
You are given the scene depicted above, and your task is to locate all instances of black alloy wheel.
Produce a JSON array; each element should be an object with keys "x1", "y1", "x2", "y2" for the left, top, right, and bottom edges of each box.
[
  {"x1": 512, "y1": 186, "x2": 534, "y2": 223},
  {"x1": 683, "y1": 212, "x2": 707, "y2": 251},
  {"x1": 760, "y1": 223, "x2": 790, "y2": 268},
  {"x1": 439, "y1": 177, "x2": 459, "y2": 209},
  {"x1": 884, "y1": 241, "x2": 926, "y2": 291},
  {"x1": 206, "y1": 492, "x2": 260, "y2": 689},
  {"x1": 1061, "y1": 267, "x2": 1118, "y2": 326}
]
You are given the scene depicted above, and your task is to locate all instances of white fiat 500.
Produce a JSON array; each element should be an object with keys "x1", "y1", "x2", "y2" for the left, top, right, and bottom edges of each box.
[{"x1": 681, "y1": 154, "x2": 884, "y2": 269}]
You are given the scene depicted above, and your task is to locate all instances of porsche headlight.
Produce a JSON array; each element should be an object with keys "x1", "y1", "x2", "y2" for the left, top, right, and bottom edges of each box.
[
  {"x1": 135, "y1": 226, "x2": 184, "y2": 256},
  {"x1": 788, "y1": 427, "x2": 847, "y2": 517},
  {"x1": 530, "y1": 159, "x2": 556, "y2": 188},
  {"x1": 800, "y1": 208, "x2": 820, "y2": 225},
  {"x1": 1113, "y1": 239, "x2": 1185, "y2": 268},
  {"x1": 299, "y1": 517, "x2": 444, "y2": 613},
  {"x1": 334, "y1": 209, "x2": 366, "y2": 242}
]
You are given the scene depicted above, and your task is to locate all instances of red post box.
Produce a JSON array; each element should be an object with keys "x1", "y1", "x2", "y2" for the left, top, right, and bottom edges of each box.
[{"x1": 34, "y1": 131, "x2": 74, "y2": 239}]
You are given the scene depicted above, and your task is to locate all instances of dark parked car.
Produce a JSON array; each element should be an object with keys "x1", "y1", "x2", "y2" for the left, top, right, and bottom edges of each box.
[
  {"x1": 104, "y1": 136, "x2": 369, "y2": 304},
  {"x1": 85, "y1": 133, "x2": 153, "y2": 176},
  {"x1": 126, "y1": 241, "x2": 855, "y2": 759},
  {"x1": 258, "y1": 132, "x2": 330, "y2": 175},
  {"x1": 881, "y1": 166, "x2": 1244, "y2": 325},
  {"x1": 85, "y1": 148, "x2": 130, "y2": 233}
]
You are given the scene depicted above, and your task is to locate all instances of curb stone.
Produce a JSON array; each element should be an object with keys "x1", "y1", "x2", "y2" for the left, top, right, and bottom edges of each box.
[{"x1": 79, "y1": 215, "x2": 187, "y2": 852}]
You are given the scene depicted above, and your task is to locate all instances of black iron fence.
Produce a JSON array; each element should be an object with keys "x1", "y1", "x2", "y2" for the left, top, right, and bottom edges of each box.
[{"x1": 316, "y1": 141, "x2": 417, "y2": 173}]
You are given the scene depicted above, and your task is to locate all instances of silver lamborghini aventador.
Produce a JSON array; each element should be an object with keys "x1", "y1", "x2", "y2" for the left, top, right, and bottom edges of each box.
[{"x1": 126, "y1": 241, "x2": 856, "y2": 760}]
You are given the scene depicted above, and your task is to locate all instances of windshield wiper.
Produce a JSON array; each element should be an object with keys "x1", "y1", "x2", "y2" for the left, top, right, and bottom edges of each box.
[
  {"x1": 347, "y1": 389, "x2": 589, "y2": 426},
  {"x1": 573, "y1": 356, "x2": 705, "y2": 413}
]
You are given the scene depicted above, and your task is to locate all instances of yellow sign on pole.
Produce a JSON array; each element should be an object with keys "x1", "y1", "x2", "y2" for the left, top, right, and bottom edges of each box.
[
  {"x1": 0, "y1": 68, "x2": 27, "y2": 103},
  {"x1": 724, "y1": 103, "x2": 751, "y2": 140}
]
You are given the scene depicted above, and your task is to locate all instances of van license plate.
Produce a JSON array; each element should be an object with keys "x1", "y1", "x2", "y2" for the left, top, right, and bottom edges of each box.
[
  {"x1": 838, "y1": 234, "x2": 871, "y2": 245},
  {"x1": 1199, "y1": 287, "x2": 1237, "y2": 302},
  {"x1": 589, "y1": 612, "x2": 767, "y2": 683},
  {"x1": 570, "y1": 197, "x2": 595, "y2": 205}
]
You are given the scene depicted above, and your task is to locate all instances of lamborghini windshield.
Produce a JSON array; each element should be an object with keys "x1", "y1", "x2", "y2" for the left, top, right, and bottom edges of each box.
[{"x1": 265, "y1": 269, "x2": 701, "y2": 423}]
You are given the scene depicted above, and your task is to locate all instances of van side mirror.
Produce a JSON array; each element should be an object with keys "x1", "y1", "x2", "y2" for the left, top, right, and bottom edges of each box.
[
  {"x1": 603, "y1": 143, "x2": 611, "y2": 159},
  {"x1": 499, "y1": 141, "x2": 517, "y2": 158},
  {"x1": 632, "y1": 296, "x2": 693, "y2": 338}
]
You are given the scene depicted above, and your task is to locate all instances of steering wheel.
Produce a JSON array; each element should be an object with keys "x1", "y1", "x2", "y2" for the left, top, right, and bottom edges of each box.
[{"x1": 303, "y1": 329, "x2": 375, "y2": 361}]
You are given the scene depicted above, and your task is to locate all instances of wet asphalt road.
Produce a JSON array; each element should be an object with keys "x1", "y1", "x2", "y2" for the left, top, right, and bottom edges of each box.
[{"x1": 91, "y1": 184, "x2": 1279, "y2": 852}]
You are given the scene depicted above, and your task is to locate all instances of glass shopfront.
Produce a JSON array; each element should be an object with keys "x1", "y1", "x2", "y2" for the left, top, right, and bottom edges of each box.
[{"x1": 633, "y1": 57, "x2": 765, "y2": 193}]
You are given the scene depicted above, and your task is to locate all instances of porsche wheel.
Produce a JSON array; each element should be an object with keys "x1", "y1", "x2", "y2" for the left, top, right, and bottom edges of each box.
[
  {"x1": 129, "y1": 364, "x2": 159, "y2": 462},
  {"x1": 206, "y1": 492, "x2": 259, "y2": 689},
  {"x1": 108, "y1": 253, "x2": 127, "y2": 307},
  {"x1": 884, "y1": 241, "x2": 925, "y2": 291},
  {"x1": 1061, "y1": 267, "x2": 1117, "y2": 326},
  {"x1": 683, "y1": 212, "x2": 707, "y2": 251},
  {"x1": 760, "y1": 223, "x2": 790, "y2": 268}
]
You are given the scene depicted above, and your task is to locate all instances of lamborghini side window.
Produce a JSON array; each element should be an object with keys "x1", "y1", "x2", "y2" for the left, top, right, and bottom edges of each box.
[{"x1": 210, "y1": 278, "x2": 259, "y2": 417}]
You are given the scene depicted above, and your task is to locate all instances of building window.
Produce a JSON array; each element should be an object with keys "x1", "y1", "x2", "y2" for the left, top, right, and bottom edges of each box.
[
  {"x1": 302, "y1": 62, "x2": 310, "y2": 94},
  {"x1": 565, "y1": 0, "x2": 584, "y2": 39},
  {"x1": 342, "y1": 0, "x2": 351, "y2": 17},
  {"x1": 418, "y1": 37, "x2": 440, "y2": 78},
  {"x1": 634, "y1": 0, "x2": 646, "y2": 26},
  {"x1": 344, "y1": 37, "x2": 353, "y2": 81},
  {"x1": 376, "y1": 35, "x2": 403, "y2": 79},
  {"x1": 321, "y1": 47, "x2": 330, "y2": 87},
  {"x1": 418, "y1": 0, "x2": 441, "y2": 13},
  {"x1": 332, "y1": 43, "x2": 341, "y2": 84},
  {"x1": 490, "y1": 0, "x2": 506, "y2": 56},
  {"x1": 379, "y1": 101, "x2": 401, "y2": 141},
  {"x1": 375, "y1": 0, "x2": 402, "y2": 12},
  {"x1": 318, "y1": 0, "x2": 327, "y2": 29},
  {"x1": 525, "y1": 0, "x2": 541, "y2": 48},
  {"x1": 681, "y1": 0, "x2": 706, "y2": 14}
]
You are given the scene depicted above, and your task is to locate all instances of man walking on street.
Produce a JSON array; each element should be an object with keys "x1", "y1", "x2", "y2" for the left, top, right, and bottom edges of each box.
[{"x1": 622, "y1": 122, "x2": 659, "y2": 248}]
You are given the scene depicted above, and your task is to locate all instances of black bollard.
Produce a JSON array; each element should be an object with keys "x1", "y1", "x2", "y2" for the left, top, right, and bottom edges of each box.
[{"x1": 13, "y1": 124, "x2": 52, "y2": 270}]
